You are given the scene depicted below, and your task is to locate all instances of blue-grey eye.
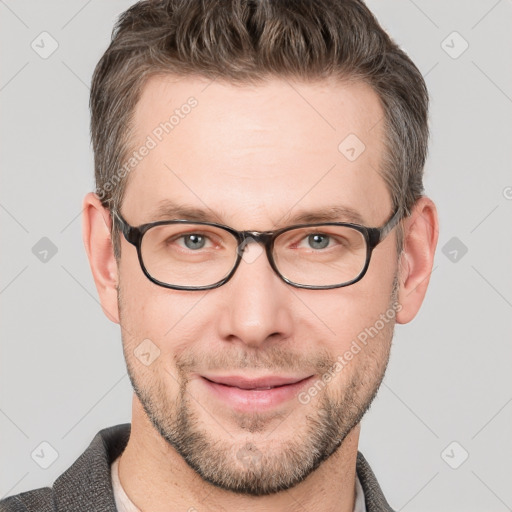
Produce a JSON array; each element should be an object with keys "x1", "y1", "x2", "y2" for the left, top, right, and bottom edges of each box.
[
  {"x1": 184, "y1": 234, "x2": 206, "y2": 250},
  {"x1": 308, "y1": 234, "x2": 330, "y2": 249}
]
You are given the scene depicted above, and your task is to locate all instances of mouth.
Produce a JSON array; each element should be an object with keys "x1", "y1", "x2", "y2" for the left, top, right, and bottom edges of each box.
[
  {"x1": 202, "y1": 374, "x2": 313, "y2": 389},
  {"x1": 199, "y1": 374, "x2": 314, "y2": 411}
]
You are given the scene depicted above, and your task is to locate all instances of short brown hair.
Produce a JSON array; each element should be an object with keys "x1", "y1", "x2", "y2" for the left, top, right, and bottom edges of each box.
[{"x1": 90, "y1": 0, "x2": 429, "y2": 259}]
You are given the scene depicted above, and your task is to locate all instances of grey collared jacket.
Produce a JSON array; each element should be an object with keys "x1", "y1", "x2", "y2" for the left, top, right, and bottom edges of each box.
[{"x1": 0, "y1": 423, "x2": 395, "y2": 511}]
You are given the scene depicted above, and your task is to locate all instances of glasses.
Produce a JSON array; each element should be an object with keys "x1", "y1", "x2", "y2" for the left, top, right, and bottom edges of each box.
[{"x1": 113, "y1": 207, "x2": 402, "y2": 291}]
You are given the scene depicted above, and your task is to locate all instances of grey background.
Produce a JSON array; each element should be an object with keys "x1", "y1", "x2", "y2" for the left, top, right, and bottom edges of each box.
[{"x1": 1, "y1": 1, "x2": 511, "y2": 510}]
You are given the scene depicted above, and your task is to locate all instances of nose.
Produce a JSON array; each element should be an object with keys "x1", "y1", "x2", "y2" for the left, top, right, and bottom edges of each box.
[{"x1": 216, "y1": 240, "x2": 294, "y2": 349}]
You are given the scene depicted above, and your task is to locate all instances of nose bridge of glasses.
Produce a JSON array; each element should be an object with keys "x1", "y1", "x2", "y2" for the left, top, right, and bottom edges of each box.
[{"x1": 238, "y1": 231, "x2": 274, "y2": 251}]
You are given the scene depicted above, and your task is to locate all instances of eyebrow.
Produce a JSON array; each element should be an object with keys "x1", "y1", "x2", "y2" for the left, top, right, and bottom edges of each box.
[{"x1": 148, "y1": 200, "x2": 366, "y2": 227}]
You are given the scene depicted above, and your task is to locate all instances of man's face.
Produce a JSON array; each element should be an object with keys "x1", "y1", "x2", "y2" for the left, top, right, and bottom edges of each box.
[{"x1": 117, "y1": 75, "x2": 399, "y2": 495}]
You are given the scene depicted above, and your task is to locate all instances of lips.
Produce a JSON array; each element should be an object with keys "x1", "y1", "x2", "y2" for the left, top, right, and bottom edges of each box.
[
  {"x1": 201, "y1": 375, "x2": 311, "y2": 390},
  {"x1": 199, "y1": 374, "x2": 315, "y2": 412}
]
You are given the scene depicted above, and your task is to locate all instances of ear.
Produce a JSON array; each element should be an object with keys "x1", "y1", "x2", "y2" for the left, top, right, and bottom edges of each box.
[
  {"x1": 82, "y1": 192, "x2": 120, "y2": 324},
  {"x1": 396, "y1": 196, "x2": 439, "y2": 324}
]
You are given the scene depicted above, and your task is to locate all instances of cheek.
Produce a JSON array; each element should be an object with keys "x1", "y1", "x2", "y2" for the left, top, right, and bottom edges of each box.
[
  {"x1": 302, "y1": 279, "x2": 395, "y2": 346},
  {"x1": 117, "y1": 259, "x2": 213, "y2": 361},
  {"x1": 326, "y1": 306, "x2": 394, "y2": 390},
  {"x1": 118, "y1": 255, "x2": 173, "y2": 333}
]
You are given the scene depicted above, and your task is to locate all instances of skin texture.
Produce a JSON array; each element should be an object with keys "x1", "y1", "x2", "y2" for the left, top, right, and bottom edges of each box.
[{"x1": 83, "y1": 75, "x2": 438, "y2": 512}]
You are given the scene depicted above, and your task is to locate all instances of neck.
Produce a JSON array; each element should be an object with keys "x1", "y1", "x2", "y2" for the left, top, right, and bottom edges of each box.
[{"x1": 118, "y1": 394, "x2": 361, "y2": 512}]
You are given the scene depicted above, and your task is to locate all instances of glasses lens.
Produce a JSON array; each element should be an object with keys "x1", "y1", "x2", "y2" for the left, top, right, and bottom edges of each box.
[
  {"x1": 273, "y1": 225, "x2": 368, "y2": 287},
  {"x1": 140, "y1": 223, "x2": 238, "y2": 287}
]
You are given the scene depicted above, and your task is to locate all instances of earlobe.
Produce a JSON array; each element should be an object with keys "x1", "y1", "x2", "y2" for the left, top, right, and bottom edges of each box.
[
  {"x1": 396, "y1": 197, "x2": 439, "y2": 324},
  {"x1": 82, "y1": 192, "x2": 120, "y2": 324}
]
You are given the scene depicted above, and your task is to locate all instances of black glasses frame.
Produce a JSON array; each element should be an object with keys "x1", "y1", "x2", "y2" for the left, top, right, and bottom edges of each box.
[{"x1": 112, "y1": 207, "x2": 402, "y2": 291}]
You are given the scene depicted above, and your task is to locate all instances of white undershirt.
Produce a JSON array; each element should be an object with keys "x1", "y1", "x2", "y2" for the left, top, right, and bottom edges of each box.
[
  {"x1": 111, "y1": 457, "x2": 141, "y2": 512},
  {"x1": 111, "y1": 456, "x2": 366, "y2": 512}
]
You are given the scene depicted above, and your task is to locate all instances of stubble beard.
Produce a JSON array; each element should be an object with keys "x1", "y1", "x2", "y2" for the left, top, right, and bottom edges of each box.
[{"x1": 119, "y1": 280, "x2": 397, "y2": 496}]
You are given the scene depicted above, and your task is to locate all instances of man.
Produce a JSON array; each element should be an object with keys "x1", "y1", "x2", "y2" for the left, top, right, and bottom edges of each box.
[{"x1": 0, "y1": 0, "x2": 438, "y2": 511}]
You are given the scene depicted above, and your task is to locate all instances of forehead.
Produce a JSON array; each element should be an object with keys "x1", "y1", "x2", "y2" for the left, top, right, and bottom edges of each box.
[{"x1": 123, "y1": 74, "x2": 390, "y2": 227}]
